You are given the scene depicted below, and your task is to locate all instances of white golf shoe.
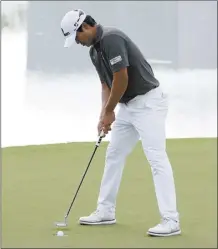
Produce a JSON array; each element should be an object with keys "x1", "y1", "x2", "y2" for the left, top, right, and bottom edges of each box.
[
  {"x1": 147, "y1": 218, "x2": 181, "y2": 237},
  {"x1": 79, "y1": 209, "x2": 116, "y2": 225}
]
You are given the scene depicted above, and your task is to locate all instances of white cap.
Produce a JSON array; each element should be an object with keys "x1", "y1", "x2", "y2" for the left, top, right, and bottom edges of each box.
[{"x1": 61, "y1": 9, "x2": 87, "y2": 48}]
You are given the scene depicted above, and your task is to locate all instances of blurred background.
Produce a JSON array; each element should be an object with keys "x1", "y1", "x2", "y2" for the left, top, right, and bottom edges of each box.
[{"x1": 1, "y1": 1, "x2": 217, "y2": 147}]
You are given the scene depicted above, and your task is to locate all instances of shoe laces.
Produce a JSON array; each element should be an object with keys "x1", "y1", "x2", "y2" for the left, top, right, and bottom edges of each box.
[
  {"x1": 91, "y1": 210, "x2": 100, "y2": 216},
  {"x1": 161, "y1": 218, "x2": 170, "y2": 224},
  {"x1": 160, "y1": 218, "x2": 178, "y2": 228},
  {"x1": 159, "y1": 218, "x2": 172, "y2": 227}
]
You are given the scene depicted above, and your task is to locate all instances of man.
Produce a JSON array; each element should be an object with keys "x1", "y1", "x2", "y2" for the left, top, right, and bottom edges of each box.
[{"x1": 60, "y1": 9, "x2": 181, "y2": 237}]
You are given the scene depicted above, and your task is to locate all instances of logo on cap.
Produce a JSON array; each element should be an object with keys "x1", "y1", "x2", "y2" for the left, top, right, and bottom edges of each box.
[
  {"x1": 61, "y1": 28, "x2": 70, "y2": 37},
  {"x1": 73, "y1": 10, "x2": 84, "y2": 31}
]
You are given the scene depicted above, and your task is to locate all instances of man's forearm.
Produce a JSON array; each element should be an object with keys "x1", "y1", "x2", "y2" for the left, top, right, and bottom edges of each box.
[
  {"x1": 105, "y1": 78, "x2": 128, "y2": 113},
  {"x1": 99, "y1": 86, "x2": 111, "y2": 119}
]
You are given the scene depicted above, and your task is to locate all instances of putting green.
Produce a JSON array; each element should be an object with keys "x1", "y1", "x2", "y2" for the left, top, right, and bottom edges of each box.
[{"x1": 2, "y1": 138, "x2": 217, "y2": 248}]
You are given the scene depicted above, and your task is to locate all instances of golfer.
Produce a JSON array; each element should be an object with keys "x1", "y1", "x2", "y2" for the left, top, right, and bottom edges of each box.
[{"x1": 60, "y1": 9, "x2": 181, "y2": 237}]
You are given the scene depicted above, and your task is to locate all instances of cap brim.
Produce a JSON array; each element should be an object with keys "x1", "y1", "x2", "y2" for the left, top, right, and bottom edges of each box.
[{"x1": 64, "y1": 32, "x2": 76, "y2": 48}]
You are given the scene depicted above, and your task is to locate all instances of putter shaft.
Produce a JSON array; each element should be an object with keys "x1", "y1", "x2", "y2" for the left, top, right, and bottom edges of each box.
[{"x1": 57, "y1": 132, "x2": 105, "y2": 225}]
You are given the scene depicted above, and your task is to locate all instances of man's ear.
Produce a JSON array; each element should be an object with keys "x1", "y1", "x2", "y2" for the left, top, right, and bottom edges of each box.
[{"x1": 82, "y1": 22, "x2": 90, "y2": 30}]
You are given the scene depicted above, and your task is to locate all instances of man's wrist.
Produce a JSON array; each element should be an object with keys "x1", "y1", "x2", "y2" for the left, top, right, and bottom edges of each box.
[
  {"x1": 99, "y1": 107, "x2": 105, "y2": 119},
  {"x1": 105, "y1": 104, "x2": 114, "y2": 113}
]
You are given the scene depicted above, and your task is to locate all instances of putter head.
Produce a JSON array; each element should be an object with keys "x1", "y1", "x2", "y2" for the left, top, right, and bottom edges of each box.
[
  {"x1": 55, "y1": 215, "x2": 68, "y2": 228},
  {"x1": 55, "y1": 221, "x2": 68, "y2": 228}
]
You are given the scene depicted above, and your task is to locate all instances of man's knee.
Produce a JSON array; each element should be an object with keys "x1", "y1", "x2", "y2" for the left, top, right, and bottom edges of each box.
[
  {"x1": 106, "y1": 142, "x2": 132, "y2": 161},
  {"x1": 143, "y1": 147, "x2": 171, "y2": 172}
]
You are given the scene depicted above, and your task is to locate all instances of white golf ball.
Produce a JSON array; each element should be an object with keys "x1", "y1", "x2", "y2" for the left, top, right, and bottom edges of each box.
[{"x1": 57, "y1": 231, "x2": 64, "y2": 236}]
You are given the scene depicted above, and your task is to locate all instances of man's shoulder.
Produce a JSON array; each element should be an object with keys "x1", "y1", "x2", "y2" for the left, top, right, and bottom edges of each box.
[{"x1": 101, "y1": 26, "x2": 129, "y2": 43}]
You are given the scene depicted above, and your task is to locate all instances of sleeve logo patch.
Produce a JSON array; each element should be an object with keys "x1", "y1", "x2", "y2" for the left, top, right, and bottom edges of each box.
[{"x1": 110, "y1": 55, "x2": 122, "y2": 65}]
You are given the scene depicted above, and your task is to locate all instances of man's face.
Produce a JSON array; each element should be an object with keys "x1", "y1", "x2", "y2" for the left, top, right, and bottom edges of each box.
[{"x1": 75, "y1": 24, "x2": 94, "y2": 47}]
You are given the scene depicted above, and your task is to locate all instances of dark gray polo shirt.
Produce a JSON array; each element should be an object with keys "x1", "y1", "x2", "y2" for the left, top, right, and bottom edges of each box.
[{"x1": 89, "y1": 24, "x2": 160, "y2": 103}]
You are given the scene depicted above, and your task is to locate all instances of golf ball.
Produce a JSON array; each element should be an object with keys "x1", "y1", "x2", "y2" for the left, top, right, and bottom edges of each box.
[{"x1": 57, "y1": 231, "x2": 64, "y2": 236}]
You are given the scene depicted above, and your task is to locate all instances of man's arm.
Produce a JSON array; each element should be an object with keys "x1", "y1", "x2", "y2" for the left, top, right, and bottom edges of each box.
[
  {"x1": 102, "y1": 34, "x2": 129, "y2": 113},
  {"x1": 100, "y1": 82, "x2": 111, "y2": 118},
  {"x1": 105, "y1": 68, "x2": 128, "y2": 113},
  {"x1": 98, "y1": 82, "x2": 111, "y2": 135}
]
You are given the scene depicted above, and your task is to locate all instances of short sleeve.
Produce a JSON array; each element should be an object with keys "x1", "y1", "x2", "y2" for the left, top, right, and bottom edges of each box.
[
  {"x1": 89, "y1": 47, "x2": 105, "y2": 83},
  {"x1": 102, "y1": 35, "x2": 129, "y2": 73}
]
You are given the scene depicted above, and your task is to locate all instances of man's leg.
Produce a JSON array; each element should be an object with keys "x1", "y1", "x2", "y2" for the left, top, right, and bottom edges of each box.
[
  {"x1": 79, "y1": 104, "x2": 139, "y2": 225},
  {"x1": 129, "y1": 87, "x2": 180, "y2": 236}
]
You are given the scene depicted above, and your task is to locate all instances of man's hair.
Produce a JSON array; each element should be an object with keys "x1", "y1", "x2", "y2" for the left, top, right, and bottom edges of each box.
[{"x1": 77, "y1": 15, "x2": 97, "y2": 32}]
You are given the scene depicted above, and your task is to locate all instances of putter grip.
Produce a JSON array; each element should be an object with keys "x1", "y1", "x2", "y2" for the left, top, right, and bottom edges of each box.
[
  {"x1": 96, "y1": 130, "x2": 105, "y2": 146},
  {"x1": 100, "y1": 130, "x2": 105, "y2": 138}
]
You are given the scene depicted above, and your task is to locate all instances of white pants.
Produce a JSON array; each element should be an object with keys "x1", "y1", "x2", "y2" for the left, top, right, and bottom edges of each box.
[{"x1": 97, "y1": 87, "x2": 179, "y2": 221}]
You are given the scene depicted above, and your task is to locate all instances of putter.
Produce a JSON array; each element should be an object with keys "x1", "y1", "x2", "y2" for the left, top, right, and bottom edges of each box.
[{"x1": 55, "y1": 130, "x2": 105, "y2": 228}]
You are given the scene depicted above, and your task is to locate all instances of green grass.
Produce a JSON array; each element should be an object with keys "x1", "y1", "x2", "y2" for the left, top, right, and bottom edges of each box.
[{"x1": 2, "y1": 138, "x2": 217, "y2": 248}]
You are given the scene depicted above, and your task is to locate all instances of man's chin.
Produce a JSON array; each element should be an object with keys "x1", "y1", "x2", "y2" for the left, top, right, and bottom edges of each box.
[{"x1": 80, "y1": 43, "x2": 91, "y2": 47}]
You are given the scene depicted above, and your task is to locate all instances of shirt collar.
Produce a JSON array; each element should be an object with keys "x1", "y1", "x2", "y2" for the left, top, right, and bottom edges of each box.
[{"x1": 93, "y1": 24, "x2": 104, "y2": 44}]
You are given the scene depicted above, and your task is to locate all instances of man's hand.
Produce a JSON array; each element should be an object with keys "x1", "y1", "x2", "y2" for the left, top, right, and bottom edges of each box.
[
  {"x1": 97, "y1": 121, "x2": 111, "y2": 136},
  {"x1": 97, "y1": 120, "x2": 106, "y2": 136},
  {"x1": 99, "y1": 111, "x2": 115, "y2": 135}
]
